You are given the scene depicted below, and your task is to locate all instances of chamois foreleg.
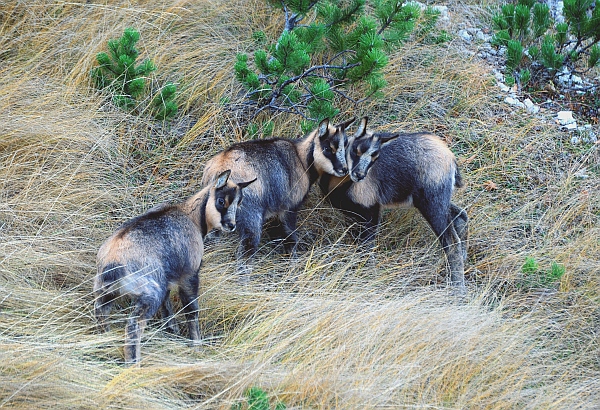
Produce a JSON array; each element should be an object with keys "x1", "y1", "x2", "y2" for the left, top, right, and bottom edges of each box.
[
  {"x1": 236, "y1": 209, "x2": 263, "y2": 278},
  {"x1": 279, "y1": 210, "x2": 299, "y2": 256},
  {"x1": 343, "y1": 204, "x2": 380, "y2": 246}
]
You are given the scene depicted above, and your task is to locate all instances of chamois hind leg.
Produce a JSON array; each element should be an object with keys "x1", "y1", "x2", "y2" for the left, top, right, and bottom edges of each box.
[
  {"x1": 125, "y1": 294, "x2": 162, "y2": 364},
  {"x1": 160, "y1": 293, "x2": 180, "y2": 335},
  {"x1": 417, "y1": 198, "x2": 465, "y2": 291},
  {"x1": 450, "y1": 203, "x2": 469, "y2": 262},
  {"x1": 178, "y1": 272, "x2": 200, "y2": 344},
  {"x1": 94, "y1": 291, "x2": 115, "y2": 333}
]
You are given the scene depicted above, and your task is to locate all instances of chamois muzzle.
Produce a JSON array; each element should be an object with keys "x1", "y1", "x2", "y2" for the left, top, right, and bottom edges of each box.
[
  {"x1": 222, "y1": 221, "x2": 236, "y2": 233},
  {"x1": 350, "y1": 170, "x2": 367, "y2": 183}
]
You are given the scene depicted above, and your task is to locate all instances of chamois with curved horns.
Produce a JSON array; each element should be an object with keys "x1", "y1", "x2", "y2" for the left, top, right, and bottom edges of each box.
[
  {"x1": 94, "y1": 170, "x2": 255, "y2": 363},
  {"x1": 202, "y1": 117, "x2": 355, "y2": 278},
  {"x1": 320, "y1": 117, "x2": 468, "y2": 290}
]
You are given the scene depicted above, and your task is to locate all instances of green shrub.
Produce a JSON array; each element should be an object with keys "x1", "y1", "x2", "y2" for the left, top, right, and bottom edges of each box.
[
  {"x1": 491, "y1": 0, "x2": 600, "y2": 89},
  {"x1": 91, "y1": 27, "x2": 178, "y2": 120},
  {"x1": 519, "y1": 257, "x2": 565, "y2": 289},
  {"x1": 521, "y1": 256, "x2": 539, "y2": 275},
  {"x1": 231, "y1": 387, "x2": 286, "y2": 410}
]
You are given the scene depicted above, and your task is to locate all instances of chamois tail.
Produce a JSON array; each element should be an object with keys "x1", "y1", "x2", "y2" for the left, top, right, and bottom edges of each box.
[{"x1": 454, "y1": 162, "x2": 465, "y2": 189}]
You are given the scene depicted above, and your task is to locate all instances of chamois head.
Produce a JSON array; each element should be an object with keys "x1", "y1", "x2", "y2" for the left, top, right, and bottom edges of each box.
[
  {"x1": 205, "y1": 170, "x2": 256, "y2": 233},
  {"x1": 313, "y1": 117, "x2": 356, "y2": 177},
  {"x1": 347, "y1": 117, "x2": 399, "y2": 183}
]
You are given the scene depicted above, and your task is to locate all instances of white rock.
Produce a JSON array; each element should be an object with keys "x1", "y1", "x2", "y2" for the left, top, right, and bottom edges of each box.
[
  {"x1": 475, "y1": 31, "x2": 491, "y2": 42},
  {"x1": 432, "y1": 5, "x2": 449, "y2": 21},
  {"x1": 577, "y1": 124, "x2": 598, "y2": 143},
  {"x1": 551, "y1": 0, "x2": 565, "y2": 24},
  {"x1": 523, "y1": 98, "x2": 540, "y2": 114},
  {"x1": 499, "y1": 83, "x2": 510, "y2": 92},
  {"x1": 564, "y1": 122, "x2": 578, "y2": 131},
  {"x1": 406, "y1": 1, "x2": 425, "y2": 7},
  {"x1": 504, "y1": 96, "x2": 525, "y2": 108},
  {"x1": 556, "y1": 110, "x2": 575, "y2": 125},
  {"x1": 458, "y1": 29, "x2": 472, "y2": 42},
  {"x1": 494, "y1": 70, "x2": 504, "y2": 83}
]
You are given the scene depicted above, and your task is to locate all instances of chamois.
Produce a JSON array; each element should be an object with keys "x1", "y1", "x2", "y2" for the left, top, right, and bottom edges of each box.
[
  {"x1": 320, "y1": 117, "x2": 468, "y2": 289},
  {"x1": 201, "y1": 117, "x2": 355, "y2": 277},
  {"x1": 94, "y1": 170, "x2": 255, "y2": 363}
]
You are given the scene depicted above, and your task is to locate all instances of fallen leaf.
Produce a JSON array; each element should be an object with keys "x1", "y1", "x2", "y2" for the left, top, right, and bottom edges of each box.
[
  {"x1": 483, "y1": 180, "x2": 498, "y2": 191},
  {"x1": 461, "y1": 153, "x2": 478, "y2": 165}
]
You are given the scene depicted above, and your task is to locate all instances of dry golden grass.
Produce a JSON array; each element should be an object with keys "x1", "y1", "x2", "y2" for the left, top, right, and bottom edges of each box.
[{"x1": 1, "y1": 0, "x2": 599, "y2": 408}]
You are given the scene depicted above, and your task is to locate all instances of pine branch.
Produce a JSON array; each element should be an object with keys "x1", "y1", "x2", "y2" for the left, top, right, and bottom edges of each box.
[
  {"x1": 281, "y1": 0, "x2": 319, "y2": 31},
  {"x1": 377, "y1": 3, "x2": 404, "y2": 35},
  {"x1": 269, "y1": 60, "x2": 360, "y2": 106}
]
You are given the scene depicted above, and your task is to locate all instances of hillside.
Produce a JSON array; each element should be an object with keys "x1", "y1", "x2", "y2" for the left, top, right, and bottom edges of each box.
[{"x1": 0, "y1": 0, "x2": 599, "y2": 408}]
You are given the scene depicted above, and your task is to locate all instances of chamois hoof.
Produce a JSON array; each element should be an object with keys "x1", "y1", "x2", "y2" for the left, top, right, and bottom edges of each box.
[
  {"x1": 190, "y1": 338, "x2": 202, "y2": 348},
  {"x1": 163, "y1": 317, "x2": 180, "y2": 335},
  {"x1": 236, "y1": 266, "x2": 253, "y2": 285},
  {"x1": 449, "y1": 283, "x2": 468, "y2": 299}
]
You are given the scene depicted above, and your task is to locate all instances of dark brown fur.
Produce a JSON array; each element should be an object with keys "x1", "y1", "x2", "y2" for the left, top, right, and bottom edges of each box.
[
  {"x1": 94, "y1": 170, "x2": 254, "y2": 363},
  {"x1": 201, "y1": 118, "x2": 355, "y2": 278},
  {"x1": 320, "y1": 117, "x2": 469, "y2": 290}
]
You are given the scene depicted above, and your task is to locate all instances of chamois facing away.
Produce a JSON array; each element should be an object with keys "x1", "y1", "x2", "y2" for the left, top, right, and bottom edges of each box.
[
  {"x1": 94, "y1": 170, "x2": 255, "y2": 364},
  {"x1": 320, "y1": 117, "x2": 469, "y2": 290},
  {"x1": 201, "y1": 117, "x2": 355, "y2": 278}
]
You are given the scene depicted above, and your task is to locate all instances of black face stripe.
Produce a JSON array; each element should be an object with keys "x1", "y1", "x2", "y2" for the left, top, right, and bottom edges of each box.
[{"x1": 215, "y1": 188, "x2": 240, "y2": 215}]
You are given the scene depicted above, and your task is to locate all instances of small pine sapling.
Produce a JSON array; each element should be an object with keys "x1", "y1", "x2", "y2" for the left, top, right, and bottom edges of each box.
[
  {"x1": 91, "y1": 27, "x2": 178, "y2": 121},
  {"x1": 231, "y1": 387, "x2": 286, "y2": 410},
  {"x1": 233, "y1": 0, "x2": 441, "y2": 133},
  {"x1": 491, "y1": 0, "x2": 600, "y2": 90},
  {"x1": 91, "y1": 28, "x2": 155, "y2": 110},
  {"x1": 150, "y1": 82, "x2": 178, "y2": 120}
]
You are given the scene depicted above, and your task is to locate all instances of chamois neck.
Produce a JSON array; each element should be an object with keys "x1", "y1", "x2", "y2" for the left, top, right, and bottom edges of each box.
[
  {"x1": 183, "y1": 185, "x2": 211, "y2": 237},
  {"x1": 293, "y1": 130, "x2": 320, "y2": 184}
]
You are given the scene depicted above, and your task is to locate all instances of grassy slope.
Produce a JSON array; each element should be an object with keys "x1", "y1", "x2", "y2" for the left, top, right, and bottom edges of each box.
[{"x1": 0, "y1": 0, "x2": 599, "y2": 408}]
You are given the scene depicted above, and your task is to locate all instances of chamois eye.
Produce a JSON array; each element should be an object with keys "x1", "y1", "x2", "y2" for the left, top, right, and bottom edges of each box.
[{"x1": 217, "y1": 198, "x2": 225, "y2": 207}]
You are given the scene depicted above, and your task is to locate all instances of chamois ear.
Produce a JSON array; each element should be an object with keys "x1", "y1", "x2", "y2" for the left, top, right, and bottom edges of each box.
[
  {"x1": 214, "y1": 170, "x2": 231, "y2": 189},
  {"x1": 317, "y1": 118, "x2": 330, "y2": 140},
  {"x1": 335, "y1": 116, "x2": 356, "y2": 130},
  {"x1": 354, "y1": 116, "x2": 368, "y2": 139},
  {"x1": 378, "y1": 132, "x2": 400, "y2": 147},
  {"x1": 237, "y1": 177, "x2": 257, "y2": 189}
]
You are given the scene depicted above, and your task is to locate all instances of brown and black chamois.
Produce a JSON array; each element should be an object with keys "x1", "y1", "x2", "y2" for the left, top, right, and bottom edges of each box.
[
  {"x1": 94, "y1": 170, "x2": 255, "y2": 363},
  {"x1": 201, "y1": 117, "x2": 355, "y2": 277},
  {"x1": 319, "y1": 117, "x2": 469, "y2": 290}
]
